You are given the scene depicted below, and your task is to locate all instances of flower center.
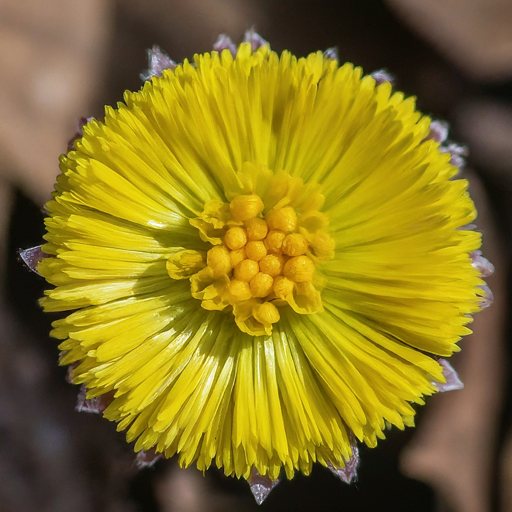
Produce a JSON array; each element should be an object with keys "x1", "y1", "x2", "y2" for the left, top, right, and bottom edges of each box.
[{"x1": 166, "y1": 173, "x2": 334, "y2": 336}]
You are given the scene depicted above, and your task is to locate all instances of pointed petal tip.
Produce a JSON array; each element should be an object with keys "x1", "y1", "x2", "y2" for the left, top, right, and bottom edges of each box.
[
  {"x1": 428, "y1": 120, "x2": 450, "y2": 144},
  {"x1": 329, "y1": 451, "x2": 360, "y2": 484},
  {"x1": 68, "y1": 117, "x2": 95, "y2": 150},
  {"x1": 371, "y1": 68, "x2": 395, "y2": 85},
  {"x1": 328, "y1": 434, "x2": 360, "y2": 484},
  {"x1": 249, "y1": 469, "x2": 280, "y2": 505},
  {"x1": 433, "y1": 359, "x2": 464, "y2": 392},
  {"x1": 479, "y1": 284, "x2": 494, "y2": 309},
  {"x1": 135, "y1": 449, "x2": 164, "y2": 469},
  {"x1": 19, "y1": 246, "x2": 48, "y2": 276},
  {"x1": 243, "y1": 28, "x2": 268, "y2": 52},
  {"x1": 250, "y1": 483, "x2": 273, "y2": 505},
  {"x1": 76, "y1": 385, "x2": 114, "y2": 414},
  {"x1": 323, "y1": 47, "x2": 339, "y2": 61},
  {"x1": 213, "y1": 34, "x2": 237, "y2": 56},
  {"x1": 140, "y1": 45, "x2": 176, "y2": 81},
  {"x1": 471, "y1": 250, "x2": 495, "y2": 277},
  {"x1": 439, "y1": 142, "x2": 468, "y2": 171}
]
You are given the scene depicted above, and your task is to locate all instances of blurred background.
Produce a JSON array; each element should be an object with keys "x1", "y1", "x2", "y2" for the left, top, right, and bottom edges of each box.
[{"x1": 0, "y1": 0, "x2": 510, "y2": 511}]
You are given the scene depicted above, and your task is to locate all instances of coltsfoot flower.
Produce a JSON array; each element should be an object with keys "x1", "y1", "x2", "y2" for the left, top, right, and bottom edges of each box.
[{"x1": 24, "y1": 31, "x2": 492, "y2": 501}]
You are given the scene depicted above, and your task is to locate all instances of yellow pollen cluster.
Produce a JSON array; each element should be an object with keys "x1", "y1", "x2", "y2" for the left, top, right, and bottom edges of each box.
[
  {"x1": 169, "y1": 191, "x2": 334, "y2": 336},
  {"x1": 220, "y1": 197, "x2": 313, "y2": 329}
]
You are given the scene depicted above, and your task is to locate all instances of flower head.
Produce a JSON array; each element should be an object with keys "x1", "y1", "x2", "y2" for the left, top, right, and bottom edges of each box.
[{"x1": 34, "y1": 33, "x2": 490, "y2": 493}]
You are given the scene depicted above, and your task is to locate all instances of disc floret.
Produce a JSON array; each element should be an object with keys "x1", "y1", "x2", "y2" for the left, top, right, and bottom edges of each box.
[{"x1": 167, "y1": 179, "x2": 334, "y2": 336}]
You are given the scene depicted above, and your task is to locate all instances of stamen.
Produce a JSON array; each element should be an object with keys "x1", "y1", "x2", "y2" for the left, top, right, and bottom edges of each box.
[
  {"x1": 264, "y1": 229, "x2": 286, "y2": 253},
  {"x1": 266, "y1": 206, "x2": 297, "y2": 233},
  {"x1": 228, "y1": 280, "x2": 253, "y2": 301},
  {"x1": 234, "y1": 259, "x2": 260, "y2": 282},
  {"x1": 282, "y1": 233, "x2": 308, "y2": 257},
  {"x1": 207, "y1": 246, "x2": 232, "y2": 277},
  {"x1": 283, "y1": 256, "x2": 315, "y2": 282},
  {"x1": 225, "y1": 227, "x2": 247, "y2": 250},
  {"x1": 229, "y1": 248, "x2": 246, "y2": 268},
  {"x1": 246, "y1": 218, "x2": 268, "y2": 240},
  {"x1": 273, "y1": 276, "x2": 295, "y2": 299},
  {"x1": 259, "y1": 254, "x2": 284, "y2": 277},
  {"x1": 246, "y1": 241, "x2": 267, "y2": 262},
  {"x1": 230, "y1": 194, "x2": 264, "y2": 222},
  {"x1": 253, "y1": 302, "x2": 280, "y2": 326},
  {"x1": 250, "y1": 273, "x2": 274, "y2": 297}
]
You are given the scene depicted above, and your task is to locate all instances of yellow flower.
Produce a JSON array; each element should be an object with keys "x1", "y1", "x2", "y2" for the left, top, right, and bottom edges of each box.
[{"x1": 35, "y1": 33, "x2": 489, "y2": 491}]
